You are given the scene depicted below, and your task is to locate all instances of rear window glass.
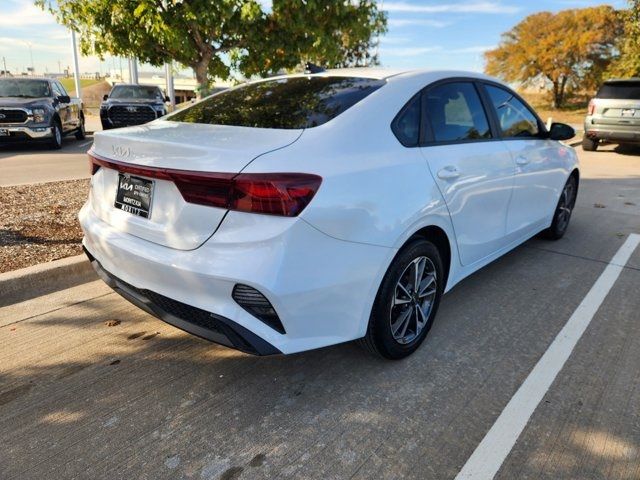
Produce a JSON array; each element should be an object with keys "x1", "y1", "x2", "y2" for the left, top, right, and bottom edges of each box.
[
  {"x1": 169, "y1": 76, "x2": 385, "y2": 129},
  {"x1": 597, "y1": 82, "x2": 640, "y2": 100}
]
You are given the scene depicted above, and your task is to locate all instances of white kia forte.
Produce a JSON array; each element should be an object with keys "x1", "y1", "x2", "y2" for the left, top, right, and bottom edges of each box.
[{"x1": 80, "y1": 68, "x2": 579, "y2": 359}]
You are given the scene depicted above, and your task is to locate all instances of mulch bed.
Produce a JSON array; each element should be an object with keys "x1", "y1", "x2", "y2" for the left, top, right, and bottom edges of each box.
[{"x1": 0, "y1": 179, "x2": 90, "y2": 273}]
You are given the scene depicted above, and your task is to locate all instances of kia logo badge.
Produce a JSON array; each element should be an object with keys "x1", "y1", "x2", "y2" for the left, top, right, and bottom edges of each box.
[{"x1": 112, "y1": 145, "x2": 131, "y2": 158}]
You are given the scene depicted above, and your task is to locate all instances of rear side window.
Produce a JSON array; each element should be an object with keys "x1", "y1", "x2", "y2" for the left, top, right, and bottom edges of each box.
[
  {"x1": 424, "y1": 82, "x2": 491, "y2": 143},
  {"x1": 169, "y1": 76, "x2": 385, "y2": 129},
  {"x1": 392, "y1": 93, "x2": 421, "y2": 147},
  {"x1": 597, "y1": 81, "x2": 640, "y2": 100},
  {"x1": 485, "y1": 85, "x2": 539, "y2": 138}
]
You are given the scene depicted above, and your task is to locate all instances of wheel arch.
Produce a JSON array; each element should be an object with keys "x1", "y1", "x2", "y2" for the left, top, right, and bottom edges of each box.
[{"x1": 408, "y1": 225, "x2": 452, "y2": 288}]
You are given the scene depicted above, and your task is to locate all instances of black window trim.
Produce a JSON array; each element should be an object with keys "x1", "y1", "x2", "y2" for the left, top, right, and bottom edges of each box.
[{"x1": 390, "y1": 76, "x2": 549, "y2": 148}]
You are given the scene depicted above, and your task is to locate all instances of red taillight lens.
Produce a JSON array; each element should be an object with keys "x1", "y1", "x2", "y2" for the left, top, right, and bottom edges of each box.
[
  {"x1": 588, "y1": 99, "x2": 595, "y2": 115},
  {"x1": 89, "y1": 153, "x2": 321, "y2": 217}
]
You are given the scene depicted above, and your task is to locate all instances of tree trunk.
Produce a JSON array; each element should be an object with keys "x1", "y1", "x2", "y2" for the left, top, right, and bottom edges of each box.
[
  {"x1": 551, "y1": 80, "x2": 560, "y2": 109},
  {"x1": 193, "y1": 61, "x2": 209, "y2": 100}
]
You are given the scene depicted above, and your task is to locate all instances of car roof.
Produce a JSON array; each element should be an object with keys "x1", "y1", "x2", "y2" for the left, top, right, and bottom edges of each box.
[
  {"x1": 112, "y1": 83, "x2": 160, "y2": 88},
  {"x1": 262, "y1": 67, "x2": 504, "y2": 86},
  {"x1": 603, "y1": 78, "x2": 640, "y2": 84}
]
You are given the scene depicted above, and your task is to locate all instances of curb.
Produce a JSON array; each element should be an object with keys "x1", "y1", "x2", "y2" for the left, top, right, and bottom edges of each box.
[{"x1": 0, "y1": 254, "x2": 97, "y2": 307}]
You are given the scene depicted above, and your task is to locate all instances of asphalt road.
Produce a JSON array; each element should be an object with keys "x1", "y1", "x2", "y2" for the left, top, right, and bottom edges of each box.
[
  {"x1": 0, "y1": 116, "x2": 100, "y2": 186},
  {"x1": 1, "y1": 145, "x2": 639, "y2": 480}
]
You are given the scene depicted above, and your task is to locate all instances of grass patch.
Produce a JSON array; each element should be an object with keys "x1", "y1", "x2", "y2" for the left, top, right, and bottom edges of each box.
[{"x1": 59, "y1": 78, "x2": 102, "y2": 95}]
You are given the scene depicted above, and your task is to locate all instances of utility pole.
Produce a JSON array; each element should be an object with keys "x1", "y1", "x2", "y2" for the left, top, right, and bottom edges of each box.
[
  {"x1": 128, "y1": 57, "x2": 139, "y2": 84},
  {"x1": 165, "y1": 61, "x2": 176, "y2": 110},
  {"x1": 2, "y1": 56, "x2": 7, "y2": 76},
  {"x1": 71, "y1": 30, "x2": 82, "y2": 97}
]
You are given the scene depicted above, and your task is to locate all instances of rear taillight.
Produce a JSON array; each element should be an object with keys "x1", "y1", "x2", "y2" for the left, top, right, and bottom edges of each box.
[
  {"x1": 588, "y1": 99, "x2": 596, "y2": 115},
  {"x1": 89, "y1": 153, "x2": 321, "y2": 217}
]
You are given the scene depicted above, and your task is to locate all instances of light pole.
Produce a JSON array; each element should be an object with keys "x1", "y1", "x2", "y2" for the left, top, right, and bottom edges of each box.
[
  {"x1": 165, "y1": 61, "x2": 176, "y2": 110},
  {"x1": 24, "y1": 42, "x2": 34, "y2": 74},
  {"x1": 70, "y1": 30, "x2": 82, "y2": 97}
]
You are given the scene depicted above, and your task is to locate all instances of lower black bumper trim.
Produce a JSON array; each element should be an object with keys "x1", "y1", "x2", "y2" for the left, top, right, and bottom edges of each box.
[{"x1": 83, "y1": 247, "x2": 281, "y2": 356}]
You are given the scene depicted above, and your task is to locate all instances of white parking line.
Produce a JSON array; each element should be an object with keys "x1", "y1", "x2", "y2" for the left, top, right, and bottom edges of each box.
[{"x1": 455, "y1": 233, "x2": 640, "y2": 480}]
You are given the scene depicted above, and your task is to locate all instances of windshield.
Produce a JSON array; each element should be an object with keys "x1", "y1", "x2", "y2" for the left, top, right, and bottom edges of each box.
[
  {"x1": 169, "y1": 76, "x2": 385, "y2": 129},
  {"x1": 109, "y1": 85, "x2": 163, "y2": 100},
  {"x1": 0, "y1": 79, "x2": 51, "y2": 98},
  {"x1": 597, "y1": 81, "x2": 640, "y2": 100}
]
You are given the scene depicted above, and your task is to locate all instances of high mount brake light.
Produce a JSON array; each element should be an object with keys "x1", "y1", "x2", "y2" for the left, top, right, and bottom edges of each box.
[{"x1": 89, "y1": 153, "x2": 322, "y2": 217}]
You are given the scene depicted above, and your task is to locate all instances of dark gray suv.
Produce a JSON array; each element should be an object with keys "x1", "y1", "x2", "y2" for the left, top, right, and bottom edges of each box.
[{"x1": 583, "y1": 79, "x2": 640, "y2": 151}]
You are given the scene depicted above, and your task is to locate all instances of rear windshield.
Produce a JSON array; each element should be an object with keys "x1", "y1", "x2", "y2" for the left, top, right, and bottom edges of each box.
[
  {"x1": 110, "y1": 85, "x2": 163, "y2": 100},
  {"x1": 169, "y1": 76, "x2": 385, "y2": 129},
  {"x1": 597, "y1": 81, "x2": 640, "y2": 100}
]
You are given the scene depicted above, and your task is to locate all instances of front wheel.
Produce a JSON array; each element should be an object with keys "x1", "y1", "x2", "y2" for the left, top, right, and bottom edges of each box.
[
  {"x1": 359, "y1": 238, "x2": 444, "y2": 359},
  {"x1": 541, "y1": 175, "x2": 577, "y2": 240},
  {"x1": 49, "y1": 120, "x2": 62, "y2": 150}
]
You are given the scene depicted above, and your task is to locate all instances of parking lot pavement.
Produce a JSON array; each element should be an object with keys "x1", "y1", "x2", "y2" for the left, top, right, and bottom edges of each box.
[
  {"x1": 0, "y1": 116, "x2": 100, "y2": 186},
  {"x1": 0, "y1": 146, "x2": 639, "y2": 480}
]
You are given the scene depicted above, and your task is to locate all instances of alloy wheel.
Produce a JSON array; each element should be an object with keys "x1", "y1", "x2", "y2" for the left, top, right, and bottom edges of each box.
[
  {"x1": 390, "y1": 256, "x2": 437, "y2": 345},
  {"x1": 556, "y1": 180, "x2": 575, "y2": 232}
]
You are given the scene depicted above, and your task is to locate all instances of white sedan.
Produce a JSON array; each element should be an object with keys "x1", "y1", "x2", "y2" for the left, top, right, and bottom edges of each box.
[{"x1": 80, "y1": 68, "x2": 578, "y2": 359}]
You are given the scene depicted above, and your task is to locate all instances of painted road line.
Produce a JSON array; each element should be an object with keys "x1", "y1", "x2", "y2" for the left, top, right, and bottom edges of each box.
[{"x1": 455, "y1": 233, "x2": 640, "y2": 480}]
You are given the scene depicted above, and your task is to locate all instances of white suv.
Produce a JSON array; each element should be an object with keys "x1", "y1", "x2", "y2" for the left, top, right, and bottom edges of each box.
[{"x1": 80, "y1": 69, "x2": 578, "y2": 359}]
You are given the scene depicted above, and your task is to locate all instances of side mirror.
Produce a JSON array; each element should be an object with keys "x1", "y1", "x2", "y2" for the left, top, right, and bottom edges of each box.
[
  {"x1": 164, "y1": 95, "x2": 170, "y2": 103},
  {"x1": 103, "y1": 94, "x2": 109, "y2": 101},
  {"x1": 58, "y1": 95, "x2": 71, "y2": 104},
  {"x1": 548, "y1": 122, "x2": 575, "y2": 141}
]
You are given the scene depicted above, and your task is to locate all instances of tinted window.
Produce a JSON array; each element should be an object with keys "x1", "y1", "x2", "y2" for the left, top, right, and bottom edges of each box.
[
  {"x1": 597, "y1": 81, "x2": 640, "y2": 100},
  {"x1": 424, "y1": 82, "x2": 491, "y2": 143},
  {"x1": 0, "y1": 79, "x2": 51, "y2": 98},
  {"x1": 485, "y1": 85, "x2": 539, "y2": 138},
  {"x1": 170, "y1": 76, "x2": 385, "y2": 129},
  {"x1": 110, "y1": 85, "x2": 163, "y2": 100},
  {"x1": 392, "y1": 93, "x2": 421, "y2": 146},
  {"x1": 52, "y1": 82, "x2": 64, "y2": 97},
  {"x1": 56, "y1": 82, "x2": 69, "y2": 96}
]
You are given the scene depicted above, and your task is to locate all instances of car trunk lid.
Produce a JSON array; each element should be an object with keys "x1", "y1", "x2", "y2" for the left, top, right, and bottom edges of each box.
[{"x1": 88, "y1": 121, "x2": 303, "y2": 250}]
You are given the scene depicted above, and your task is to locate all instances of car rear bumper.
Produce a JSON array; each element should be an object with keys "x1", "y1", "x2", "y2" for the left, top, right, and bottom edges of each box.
[
  {"x1": 584, "y1": 122, "x2": 640, "y2": 144},
  {"x1": 0, "y1": 125, "x2": 52, "y2": 141},
  {"x1": 79, "y1": 202, "x2": 394, "y2": 355}
]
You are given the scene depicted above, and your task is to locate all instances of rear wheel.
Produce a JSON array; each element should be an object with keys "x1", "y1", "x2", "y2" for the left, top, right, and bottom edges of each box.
[
  {"x1": 359, "y1": 238, "x2": 444, "y2": 359},
  {"x1": 582, "y1": 136, "x2": 598, "y2": 151},
  {"x1": 49, "y1": 119, "x2": 62, "y2": 150},
  {"x1": 75, "y1": 113, "x2": 86, "y2": 140},
  {"x1": 541, "y1": 175, "x2": 577, "y2": 240}
]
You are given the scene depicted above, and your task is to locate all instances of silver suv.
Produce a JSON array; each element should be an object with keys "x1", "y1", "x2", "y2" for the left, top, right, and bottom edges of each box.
[{"x1": 583, "y1": 79, "x2": 640, "y2": 151}]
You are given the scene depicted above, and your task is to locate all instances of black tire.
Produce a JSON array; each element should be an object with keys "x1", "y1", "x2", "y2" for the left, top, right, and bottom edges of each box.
[
  {"x1": 49, "y1": 119, "x2": 62, "y2": 150},
  {"x1": 75, "y1": 113, "x2": 86, "y2": 140},
  {"x1": 541, "y1": 175, "x2": 578, "y2": 240},
  {"x1": 582, "y1": 136, "x2": 598, "y2": 151},
  {"x1": 359, "y1": 238, "x2": 444, "y2": 359}
]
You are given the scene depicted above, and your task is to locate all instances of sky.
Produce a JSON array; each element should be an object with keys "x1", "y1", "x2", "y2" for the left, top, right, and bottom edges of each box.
[{"x1": 0, "y1": 0, "x2": 628, "y2": 78}]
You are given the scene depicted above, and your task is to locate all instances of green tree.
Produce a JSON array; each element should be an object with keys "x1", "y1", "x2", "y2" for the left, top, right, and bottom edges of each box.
[
  {"x1": 37, "y1": 0, "x2": 387, "y2": 97},
  {"x1": 485, "y1": 6, "x2": 621, "y2": 107},
  {"x1": 608, "y1": 0, "x2": 640, "y2": 78}
]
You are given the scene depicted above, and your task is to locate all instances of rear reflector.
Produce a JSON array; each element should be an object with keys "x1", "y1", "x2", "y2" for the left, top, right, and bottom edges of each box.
[{"x1": 89, "y1": 153, "x2": 321, "y2": 217}]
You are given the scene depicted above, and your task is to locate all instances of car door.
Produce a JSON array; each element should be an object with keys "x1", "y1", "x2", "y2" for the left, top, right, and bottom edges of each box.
[
  {"x1": 481, "y1": 83, "x2": 567, "y2": 239},
  {"x1": 52, "y1": 81, "x2": 72, "y2": 131},
  {"x1": 419, "y1": 80, "x2": 516, "y2": 266}
]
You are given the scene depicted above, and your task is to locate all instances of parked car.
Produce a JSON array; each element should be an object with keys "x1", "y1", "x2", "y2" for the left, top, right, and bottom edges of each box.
[
  {"x1": 100, "y1": 84, "x2": 169, "y2": 130},
  {"x1": 0, "y1": 77, "x2": 85, "y2": 149},
  {"x1": 80, "y1": 69, "x2": 578, "y2": 359},
  {"x1": 583, "y1": 78, "x2": 640, "y2": 151}
]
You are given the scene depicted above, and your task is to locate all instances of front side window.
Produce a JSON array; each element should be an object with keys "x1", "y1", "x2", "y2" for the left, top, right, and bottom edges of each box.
[
  {"x1": 169, "y1": 76, "x2": 385, "y2": 129},
  {"x1": 56, "y1": 82, "x2": 69, "y2": 96},
  {"x1": 485, "y1": 85, "x2": 539, "y2": 138},
  {"x1": 51, "y1": 82, "x2": 64, "y2": 97},
  {"x1": 424, "y1": 82, "x2": 491, "y2": 143}
]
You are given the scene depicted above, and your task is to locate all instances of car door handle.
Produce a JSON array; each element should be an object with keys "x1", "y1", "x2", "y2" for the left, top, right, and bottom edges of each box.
[
  {"x1": 437, "y1": 166, "x2": 461, "y2": 180},
  {"x1": 515, "y1": 156, "x2": 530, "y2": 166}
]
